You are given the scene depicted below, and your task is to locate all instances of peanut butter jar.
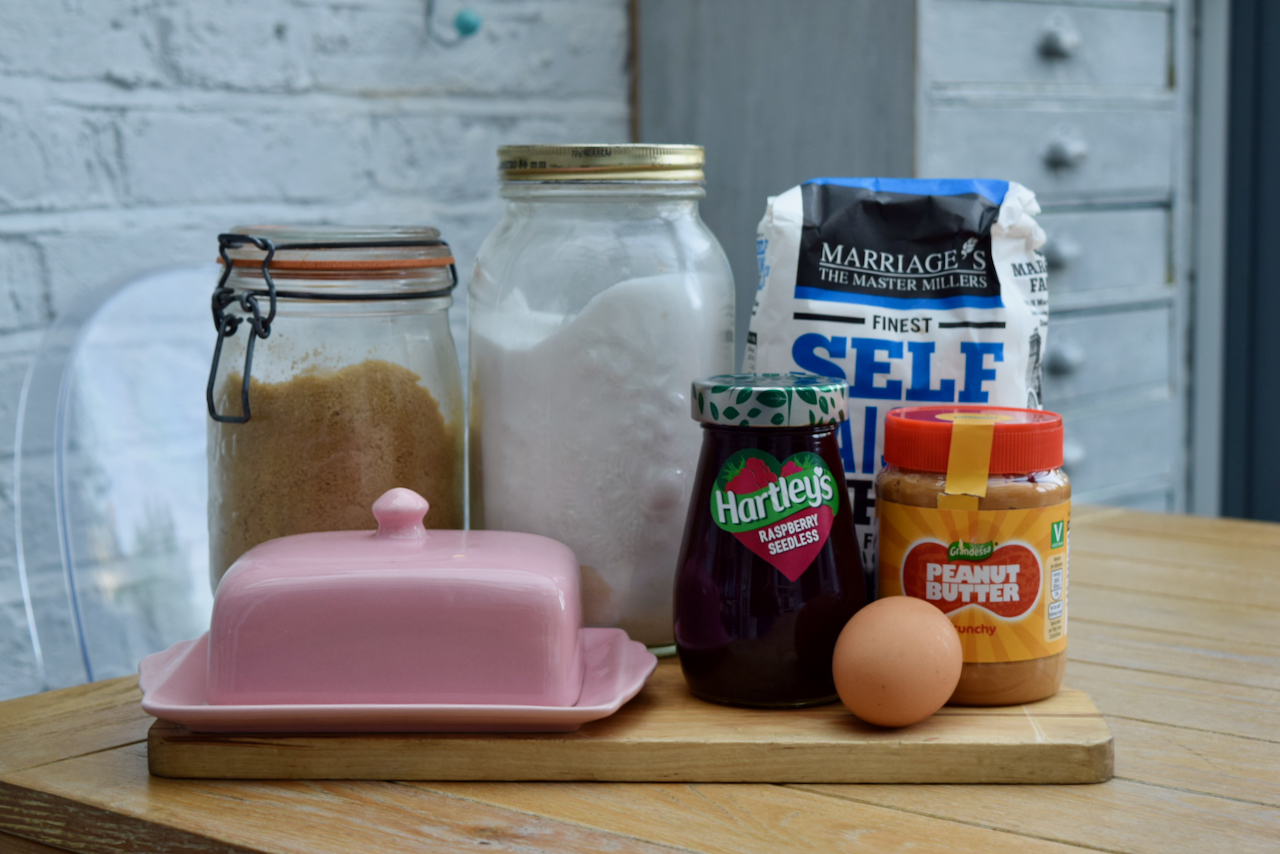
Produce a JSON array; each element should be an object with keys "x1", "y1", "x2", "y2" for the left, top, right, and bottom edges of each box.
[{"x1": 875, "y1": 406, "x2": 1069, "y2": 706}]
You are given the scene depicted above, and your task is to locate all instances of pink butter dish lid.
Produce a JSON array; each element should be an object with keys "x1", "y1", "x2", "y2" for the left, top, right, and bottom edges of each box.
[{"x1": 207, "y1": 488, "x2": 588, "y2": 708}]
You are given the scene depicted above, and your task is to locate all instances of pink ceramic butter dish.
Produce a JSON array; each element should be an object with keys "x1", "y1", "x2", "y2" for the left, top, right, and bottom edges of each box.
[
  {"x1": 205, "y1": 488, "x2": 592, "y2": 707},
  {"x1": 138, "y1": 627, "x2": 654, "y2": 733}
]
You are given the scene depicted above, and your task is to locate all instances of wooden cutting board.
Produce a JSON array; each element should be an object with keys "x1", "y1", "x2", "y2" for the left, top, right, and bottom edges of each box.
[{"x1": 147, "y1": 659, "x2": 1113, "y2": 783}]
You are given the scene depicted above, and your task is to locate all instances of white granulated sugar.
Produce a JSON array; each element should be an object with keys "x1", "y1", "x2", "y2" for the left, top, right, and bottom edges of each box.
[{"x1": 471, "y1": 273, "x2": 732, "y2": 646}]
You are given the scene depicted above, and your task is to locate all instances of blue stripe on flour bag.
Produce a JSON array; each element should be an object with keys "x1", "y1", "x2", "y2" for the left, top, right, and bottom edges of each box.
[
  {"x1": 805, "y1": 177, "x2": 1010, "y2": 205},
  {"x1": 791, "y1": 288, "x2": 1004, "y2": 311}
]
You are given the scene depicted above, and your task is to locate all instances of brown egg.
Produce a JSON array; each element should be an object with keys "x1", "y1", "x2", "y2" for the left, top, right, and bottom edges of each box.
[{"x1": 832, "y1": 595, "x2": 963, "y2": 728}]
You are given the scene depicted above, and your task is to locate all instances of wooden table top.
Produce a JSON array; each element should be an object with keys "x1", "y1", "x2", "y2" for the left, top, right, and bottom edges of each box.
[{"x1": 1, "y1": 506, "x2": 1277, "y2": 853}]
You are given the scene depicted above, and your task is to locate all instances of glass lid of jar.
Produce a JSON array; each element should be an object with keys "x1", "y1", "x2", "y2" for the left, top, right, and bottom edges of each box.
[
  {"x1": 208, "y1": 227, "x2": 457, "y2": 425},
  {"x1": 221, "y1": 225, "x2": 456, "y2": 287}
]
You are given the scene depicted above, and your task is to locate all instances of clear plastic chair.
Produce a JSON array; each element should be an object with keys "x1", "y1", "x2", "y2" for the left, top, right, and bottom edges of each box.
[{"x1": 8, "y1": 266, "x2": 216, "y2": 699}]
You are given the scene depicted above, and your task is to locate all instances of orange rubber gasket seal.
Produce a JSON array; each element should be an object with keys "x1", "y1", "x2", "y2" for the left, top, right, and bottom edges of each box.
[{"x1": 220, "y1": 257, "x2": 455, "y2": 271}]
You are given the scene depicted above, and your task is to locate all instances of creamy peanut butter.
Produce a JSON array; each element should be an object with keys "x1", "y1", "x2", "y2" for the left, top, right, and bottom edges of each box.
[
  {"x1": 877, "y1": 466, "x2": 1070, "y2": 705},
  {"x1": 875, "y1": 406, "x2": 1070, "y2": 707}
]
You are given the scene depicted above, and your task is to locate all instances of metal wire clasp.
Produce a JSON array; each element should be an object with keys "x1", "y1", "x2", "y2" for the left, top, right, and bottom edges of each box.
[{"x1": 206, "y1": 234, "x2": 278, "y2": 423}]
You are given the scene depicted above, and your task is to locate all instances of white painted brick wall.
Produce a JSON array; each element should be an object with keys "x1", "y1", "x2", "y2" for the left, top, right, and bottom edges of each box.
[{"x1": 0, "y1": 0, "x2": 631, "y2": 698}]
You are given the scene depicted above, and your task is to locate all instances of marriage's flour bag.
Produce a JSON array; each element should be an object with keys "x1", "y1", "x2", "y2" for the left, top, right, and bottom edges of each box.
[{"x1": 744, "y1": 178, "x2": 1049, "y2": 591}]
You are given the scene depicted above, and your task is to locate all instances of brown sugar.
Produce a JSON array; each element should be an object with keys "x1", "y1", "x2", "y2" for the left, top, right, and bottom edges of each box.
[{"x1": 209, "y1": 359, "x2": 461, "y2": 585}]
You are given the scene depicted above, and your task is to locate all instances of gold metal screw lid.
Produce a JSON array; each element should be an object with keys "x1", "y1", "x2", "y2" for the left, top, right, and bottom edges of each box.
[{"x1": 498, "y1": 144, "x2": 704, "y2": 181}]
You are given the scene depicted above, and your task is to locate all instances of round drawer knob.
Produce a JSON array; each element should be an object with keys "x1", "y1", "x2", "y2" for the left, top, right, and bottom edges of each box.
[
  {"x1": 1045, "y1": 134, "x2": 1089, "y2": 169},
  {"x1": 1043, "y1": 235, "x2": 1082, "y2": 270},
  {"x1": 1040, "y1": 14, "x2": 1083, "y2": 59},
  {"x1": 1047, "y1": 343, "x2": 1086, "y2": 376}
]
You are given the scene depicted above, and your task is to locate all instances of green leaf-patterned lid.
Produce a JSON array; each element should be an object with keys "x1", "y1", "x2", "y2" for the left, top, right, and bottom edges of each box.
[{"x1": 691, "y1": 373, "x2": 849, "y2": 428}]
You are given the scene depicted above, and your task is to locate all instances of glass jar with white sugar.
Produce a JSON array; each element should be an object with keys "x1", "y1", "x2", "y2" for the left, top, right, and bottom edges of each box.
[{"x1": 469, "y1": 144, "x2": 735, "y2": 649}]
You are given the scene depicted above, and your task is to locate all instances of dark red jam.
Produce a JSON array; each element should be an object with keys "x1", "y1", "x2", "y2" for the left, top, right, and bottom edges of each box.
[{"x1": 674, "y1": 404, "x2": 866, "y2": 707}]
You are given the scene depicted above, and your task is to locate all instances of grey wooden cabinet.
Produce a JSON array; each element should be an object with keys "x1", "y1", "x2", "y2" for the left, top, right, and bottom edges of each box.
[{"x1": 637, "y1": 0, "x2": 1193, "y2": 511}]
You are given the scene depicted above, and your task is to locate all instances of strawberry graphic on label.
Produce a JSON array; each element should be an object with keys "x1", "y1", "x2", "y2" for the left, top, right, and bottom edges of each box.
[
  {"x1": 710, "y1": 450, "x2": 840, "y2": 582},
  {"x1": 724, "y1": 456, "x2": 778, "y2": 496}
]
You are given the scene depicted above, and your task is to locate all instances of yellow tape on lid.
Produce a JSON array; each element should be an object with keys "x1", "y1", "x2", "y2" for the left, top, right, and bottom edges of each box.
[{"x1": 941, "y1": 413, "x2": 999, "y2": 505}]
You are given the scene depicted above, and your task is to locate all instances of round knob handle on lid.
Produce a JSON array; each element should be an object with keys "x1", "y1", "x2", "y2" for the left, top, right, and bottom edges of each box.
[{"x1": 373, "y1": 488, "x2": 430, "y2": 539}]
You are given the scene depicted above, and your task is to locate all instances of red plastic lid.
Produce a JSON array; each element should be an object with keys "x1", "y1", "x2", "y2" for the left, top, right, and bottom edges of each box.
[{"x1": 883, "y1": 406, "x2": 1063, "y2": 474}]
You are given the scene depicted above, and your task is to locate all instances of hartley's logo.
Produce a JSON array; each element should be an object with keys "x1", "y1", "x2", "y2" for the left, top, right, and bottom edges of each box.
[{"x1": 711, "y1": 450, "x2": 839, "y2": 582}]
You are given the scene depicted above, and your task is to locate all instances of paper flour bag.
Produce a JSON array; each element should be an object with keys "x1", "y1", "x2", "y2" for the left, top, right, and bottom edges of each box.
[{"x1": 745, "y1": 178, "x2": 1048, "y2": 587}]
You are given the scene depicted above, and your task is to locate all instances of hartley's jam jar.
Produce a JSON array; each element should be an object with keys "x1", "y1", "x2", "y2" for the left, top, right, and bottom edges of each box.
[
  {"x1": 876, "y1": 405, "x2": 1069, "y2": 705},
  {"x1": 674, "y1": 373, "x2": 867, "y2": 707}
]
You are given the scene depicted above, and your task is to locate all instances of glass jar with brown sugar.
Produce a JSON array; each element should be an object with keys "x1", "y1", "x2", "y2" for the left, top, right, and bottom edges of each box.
[
  {"x1": 875, "y1": 406, "x2": 1069, "y2": 705},
  {"x1": 205, "y1": 227, "x2": 463, "y2": 589}
]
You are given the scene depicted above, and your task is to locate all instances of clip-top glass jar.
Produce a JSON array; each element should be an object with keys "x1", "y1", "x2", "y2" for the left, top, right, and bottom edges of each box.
[
  {"x1": 876, "y1": 406, "x2": 1069, "y2": 705},
  {"x1": 206, "y1": 226, "x2": 463, "y2": 588},
  {"x1": 469, "y1": 144, "x2": 735, "y2": 647},
  {"x1": 674, "y1": 374, "x2": 867, "y2": 707}
]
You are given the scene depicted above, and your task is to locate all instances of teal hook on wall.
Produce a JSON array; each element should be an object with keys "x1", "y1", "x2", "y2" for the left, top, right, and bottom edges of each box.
[{"x1": 426, "y1": 0, "x2": 482, "y2": 46}]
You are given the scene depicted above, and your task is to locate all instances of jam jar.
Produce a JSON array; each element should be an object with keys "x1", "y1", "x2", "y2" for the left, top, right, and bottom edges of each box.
[{"x1": 674, "y1": 373, "x2": 867, "y2": 707}]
